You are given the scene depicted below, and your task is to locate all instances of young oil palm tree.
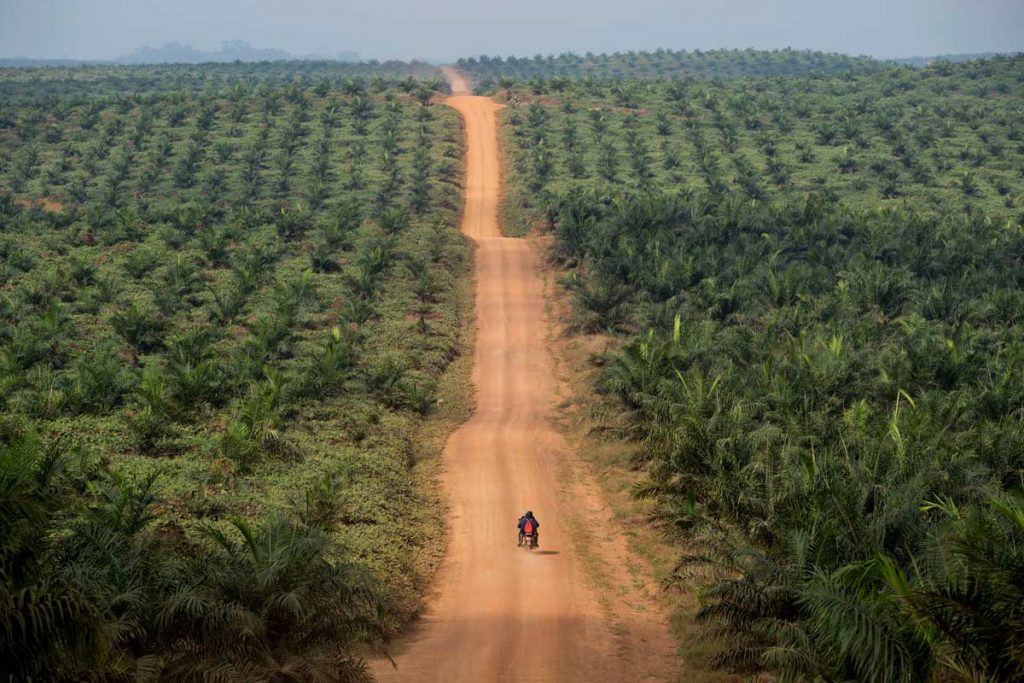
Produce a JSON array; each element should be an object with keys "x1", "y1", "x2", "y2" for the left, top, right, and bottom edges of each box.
[{"x1": 158, "y1": 515, "x2": 386, "y2": 681}]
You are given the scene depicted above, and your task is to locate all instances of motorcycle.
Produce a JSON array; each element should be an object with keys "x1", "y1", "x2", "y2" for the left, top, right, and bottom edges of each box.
[{"x1": 519, "y1": 532, "x2": 538, "y2": 551}]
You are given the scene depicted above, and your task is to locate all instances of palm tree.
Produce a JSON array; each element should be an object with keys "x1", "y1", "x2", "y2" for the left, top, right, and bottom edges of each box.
[
  {"x1": 159, "y1": 515, "x2": 386, "y2": 681},
  {"x1": 897, "y1": 495, "x2": 1024, "y2": 680}
]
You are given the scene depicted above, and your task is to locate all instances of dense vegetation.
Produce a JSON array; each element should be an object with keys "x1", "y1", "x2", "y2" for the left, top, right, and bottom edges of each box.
[
  {"x1": 0, "y1": 63, "x2": 468, "y2": 678},
  {"x1": 0, "y1": 59, "x2": 443, "y2": 101},
  {"x1": 495, "y1": 54, "x2": 1024, "y2": 236},
  {"x1": 458, "y1": 48, "x2": 884, "y2": 90},
  {"x1": 499, "y1": 54, "x2": 1024, "y2": 679}
]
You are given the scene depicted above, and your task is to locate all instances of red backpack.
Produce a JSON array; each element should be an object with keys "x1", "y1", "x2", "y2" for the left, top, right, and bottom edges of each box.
[{"x1": 523, "y1": 520, "x2": 534, "y2": 534}]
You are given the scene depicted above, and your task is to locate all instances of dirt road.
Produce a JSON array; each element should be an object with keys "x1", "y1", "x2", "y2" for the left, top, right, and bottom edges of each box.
[{"x1": 371, "y1": 69, "x2": 674, "y2": 682}]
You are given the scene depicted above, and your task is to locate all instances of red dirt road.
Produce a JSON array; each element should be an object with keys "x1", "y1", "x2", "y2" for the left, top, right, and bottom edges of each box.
[{"x1": 371, "y1": 69, "x2": 675, "y2": 682}]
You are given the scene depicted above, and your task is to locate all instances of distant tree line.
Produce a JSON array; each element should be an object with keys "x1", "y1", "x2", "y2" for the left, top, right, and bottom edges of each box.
[{"x1": 457, "y1": 47, "x2": 884, "y2": 88}]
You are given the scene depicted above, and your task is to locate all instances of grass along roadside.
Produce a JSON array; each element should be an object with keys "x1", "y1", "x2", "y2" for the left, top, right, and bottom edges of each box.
[{"x1": 496, "y1": 103, "x2": 540, "y2": 238}]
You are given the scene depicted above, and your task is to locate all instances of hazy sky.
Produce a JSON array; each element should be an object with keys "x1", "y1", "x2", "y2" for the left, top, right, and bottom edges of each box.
[{"x1": 1, "y1": 0, "x2": 1022, "y2": 62}]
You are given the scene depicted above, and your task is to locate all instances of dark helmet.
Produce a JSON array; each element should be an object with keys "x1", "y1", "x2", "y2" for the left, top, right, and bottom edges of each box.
[{"x1": 525, "y1": 511, "x2": 534, "y2": 518}]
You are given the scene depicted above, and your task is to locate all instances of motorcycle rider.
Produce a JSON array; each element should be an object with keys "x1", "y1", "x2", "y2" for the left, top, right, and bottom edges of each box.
[{"x1": 517, "y1": 510, "x2": 539, "y2": 547}]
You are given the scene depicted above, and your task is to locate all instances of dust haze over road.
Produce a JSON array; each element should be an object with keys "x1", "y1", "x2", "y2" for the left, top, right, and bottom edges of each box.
[{"x1": 371, "y1": 69, "x2": 675, "y2": 681}]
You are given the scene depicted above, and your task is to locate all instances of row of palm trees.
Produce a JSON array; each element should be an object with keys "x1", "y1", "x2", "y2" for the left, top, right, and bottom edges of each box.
[
  {"x1": 551, "y1": 189, "x2": 1024, "y2": 679},
  {"x1": 457, "y1": 48, "x2": 884, "y2": 87},
  {"x1": 501, "y1": 54, "x2": 1023, "y2": 219},
  {"x1": 0, "y1": 62, "x2": 446, "y2": 101},
  {"x1": 0, "y1": 425, "x2": 386, "y2": 679},
  {"x1": 0, "y1": 69, "x2": 467, "y2": 677},
  {"x1": 4, "y1": 77, "x2": 448, "y2": 213}
]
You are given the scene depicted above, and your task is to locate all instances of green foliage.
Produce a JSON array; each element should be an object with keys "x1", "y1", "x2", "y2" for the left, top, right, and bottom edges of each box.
[
  {"x1": 544, "y1": 158, "x2": 1024, "y2": 677},
  {"x1": 160, "y1": 515, "x2": 385, "y2": 680},
  {"x1": 900, "y1": 495, "x2": 1024, "y2": 679},
  {"x1": 112, "y1": 301, "x2": 167, "y2": 352},
  {"x1": 0, "y1": 421, "x2": 386, "y2": 680},
  {"x1": 500, "y1": 82, "x2": 1024, "y2": 683},
  {"x1": 0, "y1": 62, "x2": 468, "y2": 676},
  {"x1": 67, "y1": 342, "x2": 135, "y2": 413},
  {"x1": 220, "y1": 369, "x2": 294, "y2": 473},
  {"x1": 458, "y1": 48, "x2": 885, "y2": 87},
  {"x1": 0, "y1": 61, "x2": 446, "y2": 102},
  {"x1": 498, "y1": 55, "x2": 1024, "y2": 236}
]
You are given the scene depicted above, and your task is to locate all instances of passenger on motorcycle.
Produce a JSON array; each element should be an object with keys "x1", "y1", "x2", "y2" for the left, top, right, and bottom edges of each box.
[{"x1": 517, "y1": 510, "x2": 539, "y2": 547}]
